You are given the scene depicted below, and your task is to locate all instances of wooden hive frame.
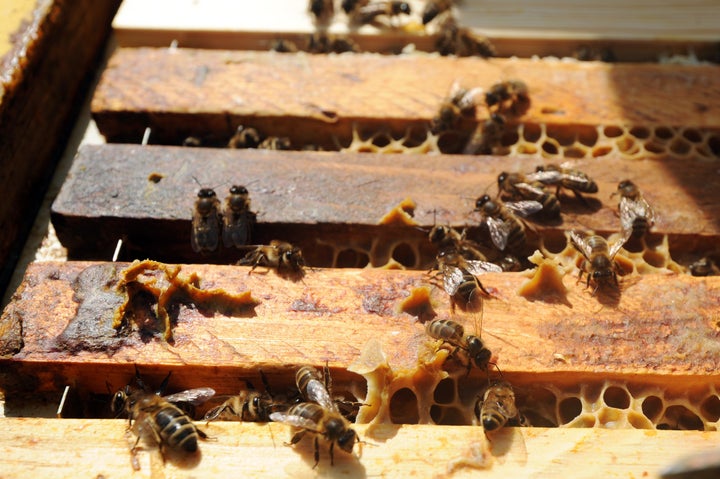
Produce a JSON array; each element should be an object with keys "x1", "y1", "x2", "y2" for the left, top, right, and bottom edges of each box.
[{"x1": 2, "y1": 1, "x2": 720, "y2": 478}]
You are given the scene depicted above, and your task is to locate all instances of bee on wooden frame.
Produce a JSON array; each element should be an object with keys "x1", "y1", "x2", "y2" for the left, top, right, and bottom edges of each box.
[
  {"x1": 569, "y1": 230, "x2": 628, "y2": 293},
  {"x1": 431, "y1": 80, "x2": 484, "y2": 134},
  {"x1": 474, "y1": 380, "x2": 530, "y2": 434},
  {"x1": 191, "y1": 186, "x2": 221, "y2": 254},
  {"x1": 689, "y1": 255, "x2": 720, "y2": 277},
  {"x1": 295, "y1": 365, "x2": 363, "y2": 421},
  {"x1": 203, "y1": 372, "x2": 293, "y2": 423},
  {"x1": 497, "y1": 171, "x2": 561, "y2": 219},
  {"x1": 307, "y1": 32, "x2": 359, "y2": 53},
  {"x1": 111, "y1": 368, "x2": 215, "y2": 469},
  {"x1": 270, "y1": 402, "x2": 360, "y2": 468},
  {"x1": 474, "y1": 194, "x2": 542, "y2": 253},
  {"x1": 484, "y1": 80, "x2": 530, "y2": 116},
  {"x1": 228, "y1": 125, "x2": 262, "y2": 149},
  {"x1": 435, "y1": 16, "x2": 496, "y2": 58},
  {"x1": 422, "y1": 0, "x2": 454, "y2": 25},
  {"x1": 221, "y1": 185, "x2": 257, "y2": 249},
  {"x1": 341, "y1": 0, "x2": 369, "y2": 14},
  {"x1": 426, "y1": 318, "x2": 494, "y2": 374},
  {"x1": 351, "y1": 1, "x2": 411, "y2": 27},
  {"x1": 309, "y1": 0, "x2": 334, "y2": 27},
  {"x1": 238, "y1": 240, "x2": 306, "y2": 279},
  {"x1": 463, "y1": 112, "x2": 506, "y2": 155},
  {"x1": 528, "y1": 163, "x2": 599, "y2": 204},
  {"x1": 428, "y1": 224, "x2": 488, "y2": 262},
  {"x1": 611, "y1": 179, "x2": 656, "y2": 240},
  {"x1": 259, "y1": 136, "x2": 292, "y2": 150},
  {"x1": 434, "y1": 250, "x2": 501, "y2": 313}
]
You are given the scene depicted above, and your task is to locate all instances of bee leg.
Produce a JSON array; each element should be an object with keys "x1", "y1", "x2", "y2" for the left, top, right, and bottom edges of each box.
[
  {"x1": 329, "y1": 440, "x2": 335, "y2": 466},
  {"x1": 572, "y1": 190, "x2": 591, "y2": 207},
  {"x1": 313, "y1": 436, "x2": 321, "y2": 469},
  {"x1": 287, "y1": 429, "x2": 306, "y2": 446}
]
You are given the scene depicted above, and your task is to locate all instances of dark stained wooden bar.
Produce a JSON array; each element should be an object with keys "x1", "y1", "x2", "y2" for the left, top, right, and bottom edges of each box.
[
  {"x1": 90, "y1": 49, "x2": 720, "y2": 148},
  {"x1": 50, "y1": 144, "x2": 720, "y2": 265}
]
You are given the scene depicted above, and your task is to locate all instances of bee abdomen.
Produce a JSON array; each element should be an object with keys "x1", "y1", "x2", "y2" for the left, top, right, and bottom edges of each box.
[
  {"x1": 156, "y1": 406, "x2": 199, "y2": 453},
  {"x1": 481, "y1": 411, "x2": 507, "y2": 432}
]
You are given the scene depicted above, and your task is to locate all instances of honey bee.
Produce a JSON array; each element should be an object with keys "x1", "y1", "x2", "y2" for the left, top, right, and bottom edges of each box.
[
  {"x1": 435, "y1": 16, "x2": 496, "y2": 58},
  {"x1": 352, "y1": 1, "x2": 411, "y2": 26},
  {"x1": 474, "y1": 194, "x2": 542, "y2": 252},
  {"x1": 259, "y1": 136, "x2": 291, "y2": 150},
  {"x1": 309, "y1": 0, "x2": 334, "y2": 26},
  {"x1": 238, "y1": 240, "x2": 306, "y2": 277},
  {"x1": 462, "y1": 113, "x2": 506, "y2": 155},
  {"x1": 689, "y1": 256, "x2": 720, "y2": 277},
  {"x1": 228, "y1": 125, "x2": 262, "y2": 149},
  {"x1": 307, "y1": 32, "x2": 359, "y2": 53},
  {"x1": 191, "y1": 187, "x2": 221, "y2": 254},
  {"x1": 296, "y1": 365, "x2": 337, "y2": 413},
  {"x1": 270, "y1": 39, "x2": 299, "y2": 53},
  {"x1": 569, "y1": 230, "x2": 628, "y2": 292},
  {"x1": 111, "y1": 370, "x2": 214, "y2": 466},
  {"x1": 204, "y1": 372, "x2": 287, "y2": 422},
  {"x1": 428, "y1": 225, "x2": 488, "y2": 261},
  {"x1": 485, "y1": 80, "x2": 530, "y2": 115},
  {"x1": 221, "y1": 185, "x2": 257, "y2": 248},
  {"x1": 431, "y1": 81, "x2": 483, "y2": 134},
  {"x1": 426, "y1": 318, "x2": 493, "y2": 373},
  {"x1": 422, "y1": 0, "x2": 453, "y2": 24},
  {"x1": 497, "y1": 171, "x2": 561, "y2": 218},
  {"x1": 435, "y1": 250, "x2": 500, "y2": 312},
  {"x1": 528, "y1": 163, "x2": 599, "y2": 203},
  {"x1": 341, "y1": 0, "x2": 369, "y2": 14},
  {"x1": 612, "y1": 179, "x2": 655, "y2": 239},
  {"x1": 270, "y1": 402, "x2": 359, "y2": 468},
  {"x1": 475, "y1": 380, "x2": 530, "y2": 433}
]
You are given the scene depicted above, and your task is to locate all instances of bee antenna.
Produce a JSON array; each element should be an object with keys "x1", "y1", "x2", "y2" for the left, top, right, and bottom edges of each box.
[
  {"x1": 133, "y1": 365, "x2": 146, "y2": 390},
  {"x1": 105, "y1": 381, "x2": 114, "y2": 395},
  {"x1": 158, "y1": 371, "x2": 172, "y2": 395}
]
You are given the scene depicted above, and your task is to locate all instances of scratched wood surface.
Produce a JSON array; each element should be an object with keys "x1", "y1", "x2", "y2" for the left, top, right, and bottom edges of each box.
[
  {"x1": 90, "y1": 49, "x2": 720, "y2": 147},
  {"x1": 2, "y1": 261, "x2": 719, "y2": 398},
  {"x1": 3, "y1": 419, "x2": 717, "y2": 479},
  {"x1": 50, "y1": 144, "x2": 720, "y2": 265}
]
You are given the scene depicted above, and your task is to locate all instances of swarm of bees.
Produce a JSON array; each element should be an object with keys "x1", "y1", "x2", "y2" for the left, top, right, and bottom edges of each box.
[{"x1": 191, "y1": 184, "x2": 257, "y2": 254}]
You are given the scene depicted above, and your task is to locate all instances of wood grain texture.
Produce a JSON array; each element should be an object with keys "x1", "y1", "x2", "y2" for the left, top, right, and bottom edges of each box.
[
  {"x1": 0, "y1": 0, "x2": 120, "y2": 298},
  {"x1": 1, "y1": 419, "x2": 718, "y2": 479},
  {"x1": 90, "y1": 48, "x2": 720, "y2": 147},
  {"x1": 2, "y1": 261, "x2": 719, "y2": 395},
  {"x1": 50, "y1": 144, "x2": 720, "y2": 264}
]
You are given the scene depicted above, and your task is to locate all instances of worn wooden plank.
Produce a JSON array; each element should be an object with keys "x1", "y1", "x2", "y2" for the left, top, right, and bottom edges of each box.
[
  {"x1": 50, "y1": 144, "x2": 720, "y2": 265},
  {"x1": 2, "y1": 261, "x2": 719, "y2": 396},
  {"x1": 112, "y1": 0, "x2": 720, "y2": 61},
  {"x1": 0, "y1": 0, "x2": 120, "y2": 298},
  {"x1": 3, "y1": 419, "x2": 716, "y2": 479},
  {"x1": 90, "y1": 48, "x2": 720, "y2": 148}
]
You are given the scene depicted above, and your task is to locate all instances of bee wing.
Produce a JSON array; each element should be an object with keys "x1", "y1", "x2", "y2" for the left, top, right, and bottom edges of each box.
[
  {"x1": 464, "y1": 260, "x2": 503, "y2": 276},
  {"x1": 442, "y1": 265, "x2": 465, "y2": 296},
  {"x1": 306, "y1": 381, "x2": 338, "y2": 412},
  {"x1": 457, "y1": 86, "x2": 484, "y2": 111},
  {"x1": 504, "y1": 200, "x2": 543, "y2": 218},
  {"x1": 526, "y1": 170, "x2": 562, "y2": 185},
  {"x1": 486, "y1": 217, "x2": 511, "y2": 251},
  {"x1": 269, "y1": 411, "x2": 322, "y2": 432},
  {"x1": 164, "y1": 387, "x2": 216, "y2": 406},
  {"x1": 514, "y1": 182, "x2": 546, "y2": 198},
  {"x1": 569, "y1": 231, "x2": 592, "y2": 260},
  {"x1": 608, "y1": 234, "x2": 628, "y2": 259}
]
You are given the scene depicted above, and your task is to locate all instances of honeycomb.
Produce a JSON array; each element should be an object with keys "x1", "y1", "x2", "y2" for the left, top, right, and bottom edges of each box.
[
  {"x1": 341, "y1": 122, "x2": 720, "y2": 161},
  {"x1": 344, "y1": 339, "x2": 720, "y2": 432}
]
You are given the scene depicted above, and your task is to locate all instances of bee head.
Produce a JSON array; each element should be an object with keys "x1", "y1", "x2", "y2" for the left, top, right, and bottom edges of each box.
[
  {"x1": 111, "y1": 386, "x2": 130, "y2": 415},
  {"x1": 230, "y1": 185, "x2": 249, "y2": 196},
  {"x1": 474, "y1": 194, "x2": 493, "y2": 212},
  {"x1": 394, "y1": 2, "x2": 411, "y2": 15},
  {"x1": 336, "y1": 428, "x2": 358, "y2": 453},
  {"x1": 197, "y1": 188, "x2": 216, "y2": 199}
]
